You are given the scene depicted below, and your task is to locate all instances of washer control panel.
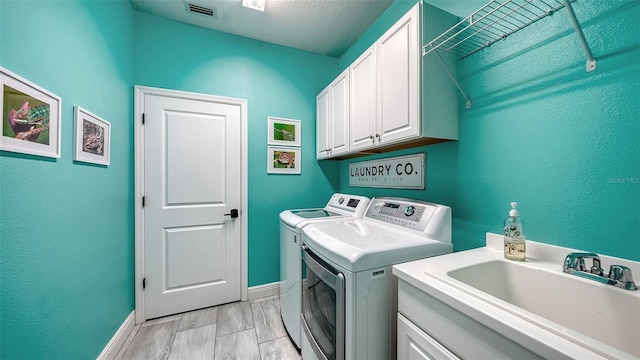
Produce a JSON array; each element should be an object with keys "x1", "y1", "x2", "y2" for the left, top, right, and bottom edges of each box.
[{"x1": 366, "y1": 197, "x2": 438, "y2": 232}]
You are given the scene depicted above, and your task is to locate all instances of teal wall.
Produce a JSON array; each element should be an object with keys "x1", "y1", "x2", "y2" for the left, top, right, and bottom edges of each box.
[
  {"x1": 1, "y1": 1, "x2": 340, "y2": 357},
  {"x1": 0, "y1": 0, "x2": 134, "y2": 358},
  {"x1": 133, "y1": 12, "x2": 340, "y2": 286},
  {"x1": 338, "y1": 1, "x2": 640, "y2": 260}
]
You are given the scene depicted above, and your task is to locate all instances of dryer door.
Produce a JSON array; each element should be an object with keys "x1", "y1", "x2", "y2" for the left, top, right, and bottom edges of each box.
[{"x1": 302, "y1": 245, "x2": 345, "y2": 360}]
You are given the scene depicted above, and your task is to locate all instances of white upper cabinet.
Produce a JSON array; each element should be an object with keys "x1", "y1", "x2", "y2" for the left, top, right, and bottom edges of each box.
[
  {"x1": 316, "y1": 68, "x2": 350, "y2": 159},
  {"x1": 316, "y1": 87, "x2": 330, "y2": 160},
  {"x1": 377, "y1": 3, "x2": 420, "y2": 146},
  {"x1": 317, "y1": 2, "x2": 458, "y2": 160},
  {"x1": 329, "y1": 69, "x2": 350, "y2": 157},
  {"x1": 349, "y1": 5, "x2": 420, "y2": 154},
  {"x1": 349, "y1": 44, "x2": 377, "y2": 152}
]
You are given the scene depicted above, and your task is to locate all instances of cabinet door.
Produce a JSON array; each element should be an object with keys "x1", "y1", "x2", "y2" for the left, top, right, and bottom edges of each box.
[
  {"x1": 398, "y1": 314, "x2": 460, "y2": 360},
  {"x1": 316, "y1": 87, "x2": 330, "y2": 160},
  {"x1": 349, "y1": 45, "x2": 377, "y2": 152},
  {"x1": 377, "y1": 3, "x2": 420, "y2": 145},
  {"x1": 329, "y1": 69, "x2": 350, "y2": 156}
]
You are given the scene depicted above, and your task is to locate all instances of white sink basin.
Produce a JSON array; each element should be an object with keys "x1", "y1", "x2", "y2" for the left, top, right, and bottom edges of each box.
[
  {"x1": 448, "y1": 259, "x2": 640, "y2": 358},
  {"x1": 392, "y1": 233, "x2": 640, "y2": 359}
]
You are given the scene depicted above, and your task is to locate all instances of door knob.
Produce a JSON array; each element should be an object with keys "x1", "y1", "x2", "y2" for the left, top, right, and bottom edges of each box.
[{"x1": 224, "y1": 209, "x2": 239, "y2": 218}]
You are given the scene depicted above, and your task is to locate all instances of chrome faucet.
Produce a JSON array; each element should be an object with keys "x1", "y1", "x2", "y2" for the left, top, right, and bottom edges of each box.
[
  {"x1": 563, "y1": 252, "x2": 604, "y2": 275},
  {"x1": 563, "y1": 252, "x2": 637, "y2": 291}
]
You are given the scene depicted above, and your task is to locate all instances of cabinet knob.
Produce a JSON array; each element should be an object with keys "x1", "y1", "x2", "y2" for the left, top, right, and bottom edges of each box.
[
  {"x1": 369, "y1": 135, "x2": 374, "y2": 140},
  {"x1": 376, "y1": 134, "x2": 381, "y2": 139}
]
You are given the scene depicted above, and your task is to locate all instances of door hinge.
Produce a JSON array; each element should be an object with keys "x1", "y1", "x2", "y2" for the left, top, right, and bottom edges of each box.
[
  {"x1": 142, "y1": 113, "x2": 145, "y2": 124},
  {"x1": 142, "y1": 196, "x2": 145, "y2": 207},
  {"x1": 143, "y1": 277, "x2": 146, "y2": 289}
]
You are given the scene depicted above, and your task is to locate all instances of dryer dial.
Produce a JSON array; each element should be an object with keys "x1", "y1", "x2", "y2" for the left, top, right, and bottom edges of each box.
[{"x1": 404, "y1": 206, "x2": 416, "y2": 217}]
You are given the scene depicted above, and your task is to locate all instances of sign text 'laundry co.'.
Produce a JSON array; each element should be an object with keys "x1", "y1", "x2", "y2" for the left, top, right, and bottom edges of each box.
[{"x1": 349, "y1": 153, "x2": 425, "y2": 189}]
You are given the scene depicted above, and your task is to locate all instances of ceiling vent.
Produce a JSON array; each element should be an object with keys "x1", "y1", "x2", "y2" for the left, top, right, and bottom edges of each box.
[{"x1": 184, "y1": 1, "x2": 218, "y2": 19}]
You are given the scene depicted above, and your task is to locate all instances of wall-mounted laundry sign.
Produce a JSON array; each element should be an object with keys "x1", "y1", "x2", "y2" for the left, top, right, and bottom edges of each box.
[{"x1": 349, "y1": 153, "x2": 425, "y2": 189}]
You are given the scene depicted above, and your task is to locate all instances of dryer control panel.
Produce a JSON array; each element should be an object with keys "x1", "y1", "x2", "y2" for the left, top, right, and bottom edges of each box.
[{"x1": 365, "y1": 197, "x2": 448, "y2": 234}]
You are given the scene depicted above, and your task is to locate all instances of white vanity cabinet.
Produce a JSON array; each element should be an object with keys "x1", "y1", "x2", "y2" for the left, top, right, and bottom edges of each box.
[
  {"x1": 317, "y1": 2, "x2": 458, "y2": 159},
  {"x1": 398, "y1": 313, "x2": 460, "y2": 360},
  {"x1": 396, "y1": 279, "x2": 543, "y2": 360},
  {"x1": 316, "y1": 68, "x2": 350, "y2": 159}
]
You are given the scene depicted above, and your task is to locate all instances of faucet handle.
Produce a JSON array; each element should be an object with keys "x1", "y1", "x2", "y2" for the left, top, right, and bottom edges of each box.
[{"x1": 608, "y1": 265, "x2": 638, "y2": 290}]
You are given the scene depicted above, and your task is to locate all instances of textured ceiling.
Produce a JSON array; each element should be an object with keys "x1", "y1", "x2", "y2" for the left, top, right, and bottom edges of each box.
[{"x1": 129, "y1": 0, "x2": 395, "y2": 58}]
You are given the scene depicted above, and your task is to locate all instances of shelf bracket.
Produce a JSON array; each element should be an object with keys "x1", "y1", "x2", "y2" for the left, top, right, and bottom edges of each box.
[
  {"x1": 432, "y1": 48, "x2": 471, "y2": 109},
  {"x1": 564, "y1": 0, "x2": 597, "y2": 72}
]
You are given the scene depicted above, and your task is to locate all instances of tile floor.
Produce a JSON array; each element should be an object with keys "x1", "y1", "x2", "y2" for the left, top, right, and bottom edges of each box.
[{"x1": 115, "y1": 295, "x2": 301, "y2": 360}]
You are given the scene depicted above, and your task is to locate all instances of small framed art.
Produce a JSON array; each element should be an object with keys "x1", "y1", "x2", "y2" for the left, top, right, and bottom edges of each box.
[
  {"x1": 0, "y1": 66, "x2": 62, "y2": 158},
  {"x1": 268, "y1": 146, "x2": 301, "y2": 174},
  {"x1": 74, "y1": 106, "x2": 111, "y2": 166},
  {"x1": 267, "y1": 117, "x2": 301, "y2": 147}
]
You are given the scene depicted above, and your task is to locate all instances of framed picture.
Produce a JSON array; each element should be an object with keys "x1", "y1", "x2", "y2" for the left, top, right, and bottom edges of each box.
[
  {"x1": 0, "y1": 66, "x2": 62, "y2": 158},
  {"x1": 267, "y1": 117, "x2": 301, "y2": 147},
  {"x1": 268, "y1": 146, "x2": 301, "y2": 174},
  {"x1": 73, "y1": 106, "x2": 111, "y2": 166}
]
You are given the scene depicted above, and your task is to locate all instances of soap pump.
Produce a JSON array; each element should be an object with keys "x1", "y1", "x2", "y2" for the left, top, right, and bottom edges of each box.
[{"x1": 504, "y1": 202, "x2": 526, "y2": 261}]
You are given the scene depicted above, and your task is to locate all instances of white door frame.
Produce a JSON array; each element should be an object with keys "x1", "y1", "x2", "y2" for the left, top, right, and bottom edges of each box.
[{"x1": 133, "y1": 85, "x2": 248, "y2": 324}]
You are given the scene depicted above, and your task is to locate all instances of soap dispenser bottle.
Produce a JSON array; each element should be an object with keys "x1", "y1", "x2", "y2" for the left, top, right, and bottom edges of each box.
[{"x1": 504, "y1": 202, "x2": 526, "y2": 261}]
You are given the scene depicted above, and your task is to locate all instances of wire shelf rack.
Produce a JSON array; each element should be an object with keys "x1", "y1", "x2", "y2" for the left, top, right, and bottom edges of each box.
[{"x1": 423, "y1": 0, "x2": 577, "y2": 60}]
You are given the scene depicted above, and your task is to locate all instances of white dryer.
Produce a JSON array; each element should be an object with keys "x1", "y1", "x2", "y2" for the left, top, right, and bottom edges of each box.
[
  {"x1": 300, "y1": 197, "x2": 453, "y2": 360},
  {"x1": 279, "y1": 193, "x2": 370, "y2": 349}
]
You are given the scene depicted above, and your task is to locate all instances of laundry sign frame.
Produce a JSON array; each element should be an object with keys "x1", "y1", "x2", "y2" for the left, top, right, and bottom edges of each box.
[{"x1": 349, "y1": 153, "x2": 425, "y2": 189}]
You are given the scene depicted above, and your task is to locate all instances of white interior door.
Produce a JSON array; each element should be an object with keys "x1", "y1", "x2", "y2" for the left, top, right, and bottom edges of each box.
[{"x1": 142, "y1": 91, "x2": 243, "y2": 320}]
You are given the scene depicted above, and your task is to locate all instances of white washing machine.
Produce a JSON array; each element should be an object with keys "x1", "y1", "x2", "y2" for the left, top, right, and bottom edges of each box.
[
  {"x1": 300, "y1": 197, "x2": 453, "y2": 360},
  {"x1": 279, "y1": 193, "x2": 370, "y2": 349}
]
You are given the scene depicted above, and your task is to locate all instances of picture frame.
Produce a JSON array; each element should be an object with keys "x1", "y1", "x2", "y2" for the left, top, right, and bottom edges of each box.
[
  {"x1": 267, "y1": 117, "x2": 301, "y2": 147},
  {"x1": 268, "y1": 146, "x2": 301, "y2": 174},
  {"x1": 73, "y1": 106, "x2": 111, "y2": 166},
  {"x1": 0, "y1": 66, "x2": 62, "y2": 158}
]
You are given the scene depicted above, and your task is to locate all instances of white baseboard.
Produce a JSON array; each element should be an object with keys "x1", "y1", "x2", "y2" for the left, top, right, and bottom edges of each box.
[
  {"x1": 97, "y1": 310, "x2": 135, "y2": 360},
  {"x1": 247, "y1": 281, "x2": 281, "y2": 301}
]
